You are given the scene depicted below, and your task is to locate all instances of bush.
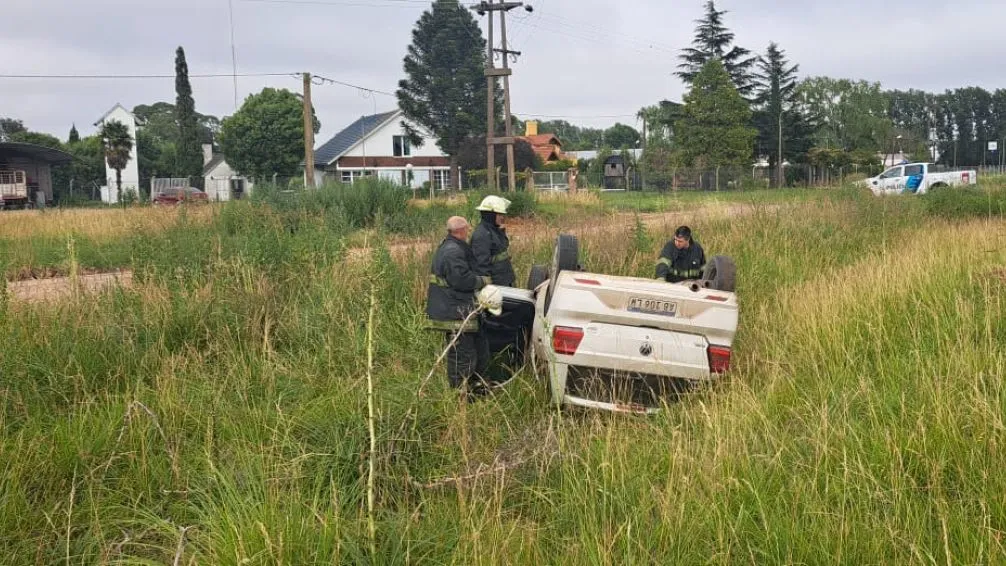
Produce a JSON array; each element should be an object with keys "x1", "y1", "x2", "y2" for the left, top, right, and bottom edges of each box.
[
  {"x1": 252, "y1": 178, "x2": 408, "y2": 229},
  {"x1": 466, "y1": 190, "x2": 537, "y2": 218},
  {"x1": 922, "y1": 186, "x2": 1006, "y2": 219}
]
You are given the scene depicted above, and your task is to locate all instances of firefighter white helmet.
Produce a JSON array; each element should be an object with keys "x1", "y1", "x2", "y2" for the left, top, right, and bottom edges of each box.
[{"x1": 476, "y1": 195, "x2": 511, "y2": 215}]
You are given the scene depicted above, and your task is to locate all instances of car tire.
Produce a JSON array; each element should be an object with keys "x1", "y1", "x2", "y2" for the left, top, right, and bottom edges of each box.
[
  {"x1": 545, "y1": 234, "x2": 579, "y2": 313},
  {"x1": 701, "y1": 255, "x2": 737, "y2": 293},
  {"x1": 527, "y1": 264, "x2": 550, "y2": 291}
]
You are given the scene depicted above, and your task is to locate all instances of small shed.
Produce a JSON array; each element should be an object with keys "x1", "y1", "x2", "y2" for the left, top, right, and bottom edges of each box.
[
  {"x1": 603, "y1": 154, "x2": 628, "y2": 191},
  {"x1": 0, "y1": 142, "x2": 74, "y2": 208}
]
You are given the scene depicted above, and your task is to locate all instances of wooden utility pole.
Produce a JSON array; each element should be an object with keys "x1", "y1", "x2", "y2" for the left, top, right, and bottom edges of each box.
[
  {"x1": 303, "y1": 72, "x2": 316, "y2": 188},
  {"x1": 473, "y1": 1, "x2": 525, "y2": 192},
  {"x1": 485, "y1": 2, "x2": 495, "y2": 191},
  {"x1": 777, "y1": 110, "x2": 783, "y2": 188},
  {"x1": 498, "y1": 6, "x2": 517, "y2": 193}
]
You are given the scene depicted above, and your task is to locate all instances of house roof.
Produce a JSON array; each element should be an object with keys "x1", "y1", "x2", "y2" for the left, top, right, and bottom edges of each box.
[
  {"x1": 521, "y1": 133, "x2": 562, "y2": 147},
  {"x1": 93, "y1": 103, "x2": 145, "y2": 127},
  {"x1": 202, "y1": 154, "x2": 226, "y2": 176},
  {"x1": 314, "y1": 110, "x2": 399, "y2": 166},
  {"x1": 0, "y1": 142, "x2": 74, "y2": 165}
]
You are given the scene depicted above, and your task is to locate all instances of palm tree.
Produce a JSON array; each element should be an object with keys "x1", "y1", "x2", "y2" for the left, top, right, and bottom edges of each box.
[{"x1": 99, "y1": 120, "x2": 133, "y2": 200}]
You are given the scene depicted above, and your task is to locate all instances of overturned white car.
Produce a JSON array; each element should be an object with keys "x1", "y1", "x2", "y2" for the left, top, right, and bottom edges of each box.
[{"x1": 490, "y1": 234, "x2": 739, "y2": 414}]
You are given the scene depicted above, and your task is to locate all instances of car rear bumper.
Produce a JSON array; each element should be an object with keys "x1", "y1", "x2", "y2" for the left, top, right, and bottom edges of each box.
[{"x1": 549, "y1": 362, "x2": 706, "y2": 413}]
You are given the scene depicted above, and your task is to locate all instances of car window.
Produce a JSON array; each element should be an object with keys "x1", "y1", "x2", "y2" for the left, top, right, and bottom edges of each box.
[
  {"x1": 880, "y1": 167, "x2": 903, "y2": 179},
  {"x1": 904, "y1": 164, "x2": 924, "y2": 176}
]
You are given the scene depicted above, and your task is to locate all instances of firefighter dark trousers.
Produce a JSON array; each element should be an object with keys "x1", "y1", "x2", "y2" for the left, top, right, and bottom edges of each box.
[{"x1": 445, "y1": 329, "x2": 490, "y2": 393}]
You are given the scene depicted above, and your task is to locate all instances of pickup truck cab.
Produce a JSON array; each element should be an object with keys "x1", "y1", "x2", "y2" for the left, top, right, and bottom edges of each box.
[
  {"x1": 865, "y1": 162, "x2": 977, "y2": 196},
  {"x1": 492, "y1": 234, "x2": 739, "y2": 414}
]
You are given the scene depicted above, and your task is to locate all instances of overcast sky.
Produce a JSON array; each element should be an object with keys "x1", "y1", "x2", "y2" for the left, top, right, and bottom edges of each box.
[{"x1": 2, "y1": 0, "x2": 1004, "y2": 144}]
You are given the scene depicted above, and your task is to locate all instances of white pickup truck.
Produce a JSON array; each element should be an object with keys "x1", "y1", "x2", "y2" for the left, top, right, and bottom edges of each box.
[
  {"x1": 865, "y1": 162, "x2": 977, "y2": 196},
  {"x1": 493, "y1": 234, "x2": 739, "y2": 414}
]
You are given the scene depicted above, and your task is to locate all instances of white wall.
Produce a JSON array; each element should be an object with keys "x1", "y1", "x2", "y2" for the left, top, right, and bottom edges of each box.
[
  {"x1": 342, "y1": 114, "x2": 444, "y2": 159},
  {"x1": 99, "y1": 105, "x2": 141, "y2": 204},
  {"x1": 204, "y1": 159, "x2": 253, "y2": 202}
]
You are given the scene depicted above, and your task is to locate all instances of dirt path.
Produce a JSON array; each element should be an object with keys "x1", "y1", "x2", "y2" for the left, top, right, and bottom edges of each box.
[
  {"x1": 7, "y1": 202, "x2": 780, "y2": 304},
  {"x1": 347, "y1": 202, "x2": 781, "y2": 262},
  {"x1": 8, "y1": 271, "x2": 133, "y2": 303}
]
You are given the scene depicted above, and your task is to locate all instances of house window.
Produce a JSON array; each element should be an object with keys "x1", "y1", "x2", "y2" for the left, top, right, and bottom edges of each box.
[
  {"x1": 393, "y1": 135, "x2": 411, "y2": 157},
  {"x1": 341, "y1": 171, "x2": 367, "y2": 184},
  {"x1": 432, "y1": 170, "x2": 452, "y2": 190}
]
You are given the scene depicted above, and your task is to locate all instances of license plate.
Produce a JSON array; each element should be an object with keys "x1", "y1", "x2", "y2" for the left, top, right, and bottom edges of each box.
[{"x1": 627, "y1": 297, "x2": 677, "y2": 317}]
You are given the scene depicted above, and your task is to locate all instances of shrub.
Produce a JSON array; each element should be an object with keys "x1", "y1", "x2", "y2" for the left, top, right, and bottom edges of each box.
[
  {"x1": 922, "y1": 186, "x2": 1006, "y2": 219},
  {"x1": 467, "y1": 190, "x2": 537, "y2": 218}
]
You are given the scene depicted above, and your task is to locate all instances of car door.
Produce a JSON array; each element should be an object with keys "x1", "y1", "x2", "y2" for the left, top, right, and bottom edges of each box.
[
  {"x1": 902, "y1": 164, "x2": 925, "y2": 193},
  {"x1": 875, "y1": 166, "x2": 904, "y2": 194}
]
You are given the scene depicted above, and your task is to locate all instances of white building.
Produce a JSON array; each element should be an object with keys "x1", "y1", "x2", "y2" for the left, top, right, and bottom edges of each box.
[
  {"x1": 94, "y1": 103, "x2": 142, "y2": 204},
  {"x1": 313, "y1": 109, "x2": 453, "y2": 189},
  {"x1": 202, "y1": 144, "x2": 253, "y2": 201}
]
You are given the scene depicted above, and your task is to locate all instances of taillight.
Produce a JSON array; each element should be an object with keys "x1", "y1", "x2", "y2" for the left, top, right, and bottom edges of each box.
[
  {"x1": 553, "y1": 326, "x2": 584, "y2": 355},
  {"x1": 574, "y1": 278, "x2": 601, "y2": 286},
  {"x1": 708, "y1": 346, "x2": 731, "y2": 374}
]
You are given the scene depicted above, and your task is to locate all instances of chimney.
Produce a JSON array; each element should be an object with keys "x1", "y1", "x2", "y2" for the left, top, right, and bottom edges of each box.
[
  {"x1": 202, "y1": 143, "x2": 214, "y2": 166},
  {"x1": 525, "y1": 120, "x2": 538, "y2": 137}
]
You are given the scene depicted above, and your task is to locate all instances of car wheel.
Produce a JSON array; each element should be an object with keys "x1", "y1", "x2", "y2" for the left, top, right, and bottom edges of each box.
[
  {"x1": 545, "y1": 234, "x2": 579, "y2": 313},
  {"x1": 527, "y1": 264, "x2": 550, "y2": 291},
  {"x1": 700, "y1": 255, "x2": 737, "y2": 293}
]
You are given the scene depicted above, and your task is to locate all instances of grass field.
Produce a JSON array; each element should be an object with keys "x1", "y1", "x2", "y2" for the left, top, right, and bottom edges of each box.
[{"x1": 1, "y1": 183, "x2": 1005, "y2": 564}]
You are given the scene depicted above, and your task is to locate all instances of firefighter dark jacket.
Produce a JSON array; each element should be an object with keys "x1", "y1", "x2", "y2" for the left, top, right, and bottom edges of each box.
[
  {"x1": 471, "y1": 218, "x2": 515, "y2": 287},
  {"x1": 427, "y1": 234, "x2": 491, "y2": 327}
]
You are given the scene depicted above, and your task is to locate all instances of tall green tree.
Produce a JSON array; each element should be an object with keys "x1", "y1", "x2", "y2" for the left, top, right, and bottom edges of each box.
[
  {"x1": 796, "y1": 77, "x2": 891, "y2": 152},
  {"x1": 674, "y1": 59, "x2": 755, "y2": 174},
  {"x1": 68, "y1": 124, "x2": 80, "y2": 144},
  {"x1": 219, "y1": 88, "x2": 320, "y2": 180},
  {"x1": 0, "y1": 118, "x2": 26, "y2": 139},
  {"x1": 397, "y1": 0, "x2": 488, "y2": 188},
  {"x1": 677, "y1": 1, "x2": 757, "y2": 96},
  {"x1": 175, "y1": 47, "x2": 203, "y2": 178},
  {"x1": 753, "y1": 42, "x2": 813, "y2": 186},
  {"x1": 99, "y1": 120, "x2": 134, "y2": 198},
  {"x1": 603, "y1": 123, "x2": 641, "y2": 149}
]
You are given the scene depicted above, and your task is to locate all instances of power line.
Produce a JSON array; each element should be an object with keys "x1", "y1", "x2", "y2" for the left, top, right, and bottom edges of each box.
[
  {"x1": 241, "y1": 0, "x2": 428, "y2": 7},
  {"x1": 311, "y1": 74, "x2": 396, "y2": 97},
  {"x1": 0, "y1": 72, "x2": 294, "y2": 80}
]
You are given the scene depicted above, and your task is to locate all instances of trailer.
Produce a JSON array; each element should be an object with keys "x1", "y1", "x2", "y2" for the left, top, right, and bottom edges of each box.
[{"x1": 0, "y1": 169, "x2": 29, "y2": 209}]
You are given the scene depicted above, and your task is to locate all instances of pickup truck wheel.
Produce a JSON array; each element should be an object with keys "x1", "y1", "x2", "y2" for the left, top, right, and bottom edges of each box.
[
  {"x1": 527, "y1": 264, "x2": 550, "y2": 291},
  {"x1": 701, "y1": 255, "x2": 737, "y2": 293},
  {"x1": 545, "y1": 234, "x2": 579, "y2": 312}
]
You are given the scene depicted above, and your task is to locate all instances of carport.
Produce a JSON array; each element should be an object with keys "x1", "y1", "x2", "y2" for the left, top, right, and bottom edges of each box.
[{"x1": 0, "y1": 142, "x2": 74, "y2": 206}]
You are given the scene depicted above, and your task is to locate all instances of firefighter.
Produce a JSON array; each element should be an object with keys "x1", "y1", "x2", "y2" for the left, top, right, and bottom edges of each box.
[
  {"x1": 427, "y1": 215, "x2": 502, "y2": 398},
  {"x1": 471, "y1": 195, "x2": 516, "y2": 287},
  {"x1": 656, "y1": 225, "x2": 706, "y2": 283}
]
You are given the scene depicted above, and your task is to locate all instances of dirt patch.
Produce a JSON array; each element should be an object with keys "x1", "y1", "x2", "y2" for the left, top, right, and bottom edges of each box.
[
  {"x1": 7, "y1": 270, "x2": 133, "y2": 304},
  {"x1": 346, "y1": 203, "x2": 780, "y2": 263},
  {"x1": 9, "y1": 266, "x2": 120, "y2": 282}
]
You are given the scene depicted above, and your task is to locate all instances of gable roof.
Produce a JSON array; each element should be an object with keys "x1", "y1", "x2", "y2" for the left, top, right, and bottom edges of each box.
[
  {"x1": 94, "y1": 103, "x2": 145, "y2": 127},
  {"x1": 202, "y1": 154, "x2": 226, "y2": 176},
  {"x1": 519, "y1": 133, "x2": 564, "y2": 162},
  {"x1": 521, "y1": 133, "x2": 561, "y2": 147},
  {"x1": 314, "y1": 110, "x2": 399, "y2": 166}
]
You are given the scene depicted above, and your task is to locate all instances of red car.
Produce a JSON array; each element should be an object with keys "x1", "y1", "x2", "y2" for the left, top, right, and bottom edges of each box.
[{"x1": 153, "y1": 187, "x2": 210, "y2": 206}]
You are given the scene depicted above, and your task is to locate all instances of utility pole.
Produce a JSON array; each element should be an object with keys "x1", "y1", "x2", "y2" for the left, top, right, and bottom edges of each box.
[
  {"x1": 777, "y1": 110, "x2": 783, "y2": 189},
  {"x1": 472, "y1": 1, "x2": 529, "y2": 192},
  {"x1": 303, "y1": 72, "x2": 316, "y2": 188}
]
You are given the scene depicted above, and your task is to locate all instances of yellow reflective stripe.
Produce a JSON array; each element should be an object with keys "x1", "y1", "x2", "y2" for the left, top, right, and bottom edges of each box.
[
  {"x1": 425, "y1": 318, "x2": 480, "y2": 332},
  {"x1": 657, "y1": 257, "x2": 672, "y2": 268},
  {"x1": 490, "y1": 250, "x2": 510, "y2": 264},
  {"x1": 429, "y1": 274, "x2": 449, "y2": 288}
]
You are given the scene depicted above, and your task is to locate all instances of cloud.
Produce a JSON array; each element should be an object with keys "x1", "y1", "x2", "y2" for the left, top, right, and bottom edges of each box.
[{"x1": 2, "y1": 0, "x2": 1003, "y2": 141}]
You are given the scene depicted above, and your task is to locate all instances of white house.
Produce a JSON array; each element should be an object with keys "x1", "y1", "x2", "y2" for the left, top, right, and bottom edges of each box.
[
  {"x1": 94, "y1": 103, "x2": 142, "y2": 204},
  {"x1": 202, "y1": 144, "x2": 253, "y2": 201},
  {"x1": 313, "y1": 109, "x2": 453, "y2": 189}
]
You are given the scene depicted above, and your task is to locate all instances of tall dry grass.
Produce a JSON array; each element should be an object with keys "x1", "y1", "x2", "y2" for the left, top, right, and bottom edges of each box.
[{"x1": 1, "y1": 188, "x2": 1004, "y2": 563}]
